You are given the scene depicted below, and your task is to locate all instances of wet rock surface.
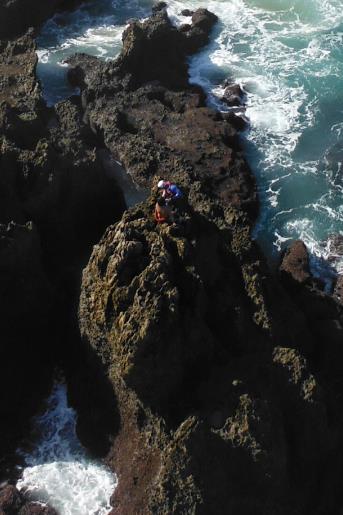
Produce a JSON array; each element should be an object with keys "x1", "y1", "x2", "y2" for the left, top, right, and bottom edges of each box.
[
  {"x1": 320, "y1": 139, "x2": 343, "y2": 186},
  {"x1": 221, "y1": 82, "x2": 246, "y2": 107},
  {"x1": 0, "y1": 485, "x2": 57, "y2": 515}
]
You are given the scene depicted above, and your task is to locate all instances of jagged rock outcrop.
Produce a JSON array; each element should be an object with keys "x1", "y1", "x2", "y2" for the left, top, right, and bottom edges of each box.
[
  {"x1": 280, "y1": 239, "x2": 311, "y2": 284},
  {"x1": 1, "y1": 2, "x2": 343, "y2": 514},
  {"x1": 114, "y1": 7, "x2": 217, "y2": 89},
  {"x1": 279, "y1": 241, "x2": 343, "y2": 426},
  {"x1": 0, "y1": 34, "x2": 125, "y2": 243},
  {"x1": 0, "y1": 33, "x2": 126, "y2": 459},
  {"x1": 221, "y1": 82, "x2": 246, "y2": 107},
  {"x1": 79, "y1": 201, "x2": 338, "y2": 514},
  {"x1": 74, "y1": 6, "x2": 343, "y2": 514},
  {"x1": 67, "y1": 7, "x2": 255, "y2": 218}
]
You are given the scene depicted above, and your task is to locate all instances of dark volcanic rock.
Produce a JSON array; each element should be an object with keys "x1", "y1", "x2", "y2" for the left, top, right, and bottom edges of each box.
[
  {"x1": 180, "y1": 9, "x2": 194, "y2": 16},
  {"x1": 67, "y1": 9, "x2": 256, "y2": 219},
  {"x1": 0, "y1": 485, "x2": 22, "y2": 513},
  {"x1": 18, "y1": 503, "x2": 58, "y2": 515},
  {"x1": 1, "y1": 3, "x2": 342, "y2": 515},
  {"x1": 79, "y1": 201, "x2": 336, "y2": 514},
  {"x1": 0, "y1": 485, "x2": 57, "y2": 515},
  {"x1": 112, "y1": 8, "x2": 217, "y2": 89},
  {"x1": 222, "y1": 83, "x2": 246, "y2": 107},
  {"x1": 0, "y1": 222, "x2": 54, "y2": 456},
  {"x1": 223, "y1": 111, "x2": 248, "y2": 131},
  {"x1": 0, "y1": 0, "x2": 88, "y2": 40},
  {"x1": 0, "y1": 35, "x2": 125, "y2": 252},
  {"x1": 182, "y1": 8, "x2": 218, "y2": 55},
  {"x1": 152, "y1": 1, "x2": 167, "y2": 13},
  {"x1": 334, "y1": 275, "x2": 343, "y2": 305},
  {"x1": 73, "y1": 6, "x2": 343, "y2": 515},
  {"x1": 0, "y1": 33, "x2": 42, "y2": 112},
  {"x1": 280, "y1": 240, "x2": 311, "y2": 284},
  {"x1": 0, "y1": 33, "x2": 126, "y2": 460}
]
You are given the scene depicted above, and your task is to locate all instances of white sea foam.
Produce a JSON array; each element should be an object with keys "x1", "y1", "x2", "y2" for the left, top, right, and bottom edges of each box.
[
  {"x1": 167, "y1": 0, "x2": 343, "y2": 276},
  {"x1": 35, "y1": 0, "x2": 343, "y2": 275},
  {"x1": 17, "y1": 381, "x2": 116, "y2": 515}
]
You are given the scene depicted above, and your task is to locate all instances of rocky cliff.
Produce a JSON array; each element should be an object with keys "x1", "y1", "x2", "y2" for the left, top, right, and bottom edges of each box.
[
  {"x1": 73, "y1": 6, "x2": 343, "y2": 515},
  {"x1": 1, "y1": 2, "x2": 343, "y2": 514},
  {"x1": 0, "y1": 31, "x2": 125, "y2": 461}
]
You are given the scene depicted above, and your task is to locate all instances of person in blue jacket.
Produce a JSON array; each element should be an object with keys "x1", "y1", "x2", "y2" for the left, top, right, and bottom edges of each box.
[{"x1": 157, "y1": 179, "x2": 183, "y2": 209}]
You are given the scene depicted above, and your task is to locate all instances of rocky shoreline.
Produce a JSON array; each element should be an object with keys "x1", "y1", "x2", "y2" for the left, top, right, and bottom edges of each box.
[
  {"x1": 0, "y1": 23, "x2": 125, "y2": 479},
  {"x1": 1, "y1": 3, "x2": 343, "y2": 515}
]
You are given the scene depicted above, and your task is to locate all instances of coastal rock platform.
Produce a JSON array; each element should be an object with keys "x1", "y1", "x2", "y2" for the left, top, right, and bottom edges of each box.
[
  {"x1": 0, "y1": 3, "x2": 343, "y2": 515},
  {"x1": 71, "y1": 6, "x2": 343, "y2": 515}
]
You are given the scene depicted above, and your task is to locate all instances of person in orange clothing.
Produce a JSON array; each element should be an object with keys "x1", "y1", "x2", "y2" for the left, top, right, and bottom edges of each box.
[{"x1": 154, "y1": 197, "x2": 173, "y2": 224}]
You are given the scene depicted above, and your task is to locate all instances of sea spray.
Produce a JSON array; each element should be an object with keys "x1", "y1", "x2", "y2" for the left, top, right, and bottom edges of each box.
[{"x1": 17, "y1": 380, "x2": 116, "y2": 515}]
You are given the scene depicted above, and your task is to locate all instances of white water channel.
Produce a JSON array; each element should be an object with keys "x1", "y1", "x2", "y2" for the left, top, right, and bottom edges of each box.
[{"x1": 16, "y1": 380, "x2": 116, "y2": 515}]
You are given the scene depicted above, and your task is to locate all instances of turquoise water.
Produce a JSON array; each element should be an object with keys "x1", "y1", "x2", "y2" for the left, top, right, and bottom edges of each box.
[{"x1": 37, "y1": 0, "x2": 343, "y2": 279}]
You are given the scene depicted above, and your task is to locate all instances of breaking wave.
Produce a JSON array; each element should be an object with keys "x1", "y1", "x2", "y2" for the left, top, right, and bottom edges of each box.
[{"x1": 16, "y1": 380, "x2": 116, "y2": 515}]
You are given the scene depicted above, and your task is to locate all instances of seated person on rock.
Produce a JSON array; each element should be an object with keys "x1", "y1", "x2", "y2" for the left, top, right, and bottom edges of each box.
[
  {"x1": 154, "y1": 197, "x2": 174, "y2": 224},
  {"x1": 157, "y1": 179, "x2": 183, "y2": 210}
]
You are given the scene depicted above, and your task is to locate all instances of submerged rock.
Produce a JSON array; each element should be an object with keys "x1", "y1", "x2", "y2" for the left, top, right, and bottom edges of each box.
[{"x1": 320, "y1": 139, "x2": 343, "y2": 186}]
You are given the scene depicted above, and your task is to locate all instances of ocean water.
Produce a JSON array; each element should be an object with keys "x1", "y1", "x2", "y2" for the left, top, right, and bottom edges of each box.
[
  {"x1": 36, "y1": 0, "x2": 343, "y2": 281},
  {"x1": 16, "y1": 380, "x2": 117, "y2": 515}
]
